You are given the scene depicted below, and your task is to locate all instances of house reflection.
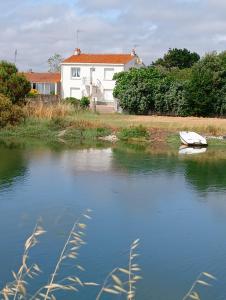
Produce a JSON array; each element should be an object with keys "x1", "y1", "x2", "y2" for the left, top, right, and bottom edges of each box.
[{"x1": 60, "y1": 148, "x2": 113, "y2": 173}]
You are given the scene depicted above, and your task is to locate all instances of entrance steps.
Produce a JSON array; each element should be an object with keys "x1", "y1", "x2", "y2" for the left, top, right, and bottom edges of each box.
[{"x1": 93, "y1": 105, "x2": 115, "y2": 114}]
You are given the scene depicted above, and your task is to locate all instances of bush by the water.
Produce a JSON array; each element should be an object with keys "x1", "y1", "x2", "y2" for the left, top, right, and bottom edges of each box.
[
  {"x1": 0, "y1": 94, "x2": 25, "y2": 127},
  {"x1": 113, "y1": 49, "x2": 226, "y2": 117},
  {"x1": 117, "y1": 125, "x2": 149, "y2": 140}
]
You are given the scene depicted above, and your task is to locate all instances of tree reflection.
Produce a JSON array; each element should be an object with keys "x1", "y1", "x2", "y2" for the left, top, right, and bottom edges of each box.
[
  {"x1": 0, "y1": 141, "x2": 27, "y2": 190},
  {"x1": 112, "y1": 143, "x2": 226, "y2": 192}
]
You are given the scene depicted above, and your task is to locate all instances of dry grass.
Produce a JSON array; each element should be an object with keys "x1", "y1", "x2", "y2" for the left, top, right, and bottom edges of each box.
[
  {"x1": 74, "y1": 113, "x2": 226, "y2": 136},
  {"x1": 21, "y1": 102, "x2": 226, "y2": 136},
  {"x1": 24, "y1": 102, "x2": 74, "y2": 119}
]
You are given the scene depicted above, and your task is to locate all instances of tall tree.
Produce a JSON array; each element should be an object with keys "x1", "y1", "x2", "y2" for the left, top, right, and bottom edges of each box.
[
  {"x1": 48, "y1": 53, "x2": 63, "y2": 72},
  {"x1": 186, "y1": 53, "x2": 226, "y2": 116},
  {"x1": 153, "y1": 48, "x2": 200, "y2": 69},
  {"x1": 0, "y1": 61, "x2": 31, "y2": 104}
]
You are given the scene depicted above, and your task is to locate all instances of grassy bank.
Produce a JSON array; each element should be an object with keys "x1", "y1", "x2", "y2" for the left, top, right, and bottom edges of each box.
[{"x1": 1, "y1": 103, "x2": 226, "y2": 145}]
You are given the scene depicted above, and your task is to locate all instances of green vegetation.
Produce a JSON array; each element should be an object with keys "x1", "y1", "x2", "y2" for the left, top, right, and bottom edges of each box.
[
  {"x1": 153, "y1": 48, "x2": 200, "y2": 69},
  {"x1": 114, "y1": 49, "x2": 226, "y2": 117},
  {"x1": 80, "y1": 96, "x2": 90, "y2": 109},
  {"x1": 0, "y1": 61, "x2": 30, "y2": 104},
  {"x1": 117, "y1": 125, "x2": 149, "y2": 141},
  {"x1": 64, "y1": 96, "x2": 90, "y2": 110},
  {"x1": 64, "y1": 97, "x2": 80, "y2": 108},
  {"x1": 0, "y1": 93, "x2": 25, "y2": 127}
]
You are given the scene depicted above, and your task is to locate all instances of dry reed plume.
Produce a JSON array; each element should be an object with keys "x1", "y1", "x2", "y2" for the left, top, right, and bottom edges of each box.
[
  {"x1": 24, "y1": 102, "x2": 74, "y2": 119},
  {"x1": 96, "y1": 239, "x2": 141, "y2": 300},
  {"x1": 182, "y1": 272, "x2": 216, "y2": 300},
  {"x1": 0, "y1": 211, "x2": 215, "y2": 300}
]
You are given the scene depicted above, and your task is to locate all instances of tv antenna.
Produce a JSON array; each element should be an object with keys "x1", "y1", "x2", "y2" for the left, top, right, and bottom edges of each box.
[
  {"x1": 133, "y1": 44, "x2": 139, "y2": 51},
  {"x1": 76, "y1": 29, "x2": 83, "y2": 48},
  {"x1": 14, "y1": 49, "x2": 18, "y2": 64}
]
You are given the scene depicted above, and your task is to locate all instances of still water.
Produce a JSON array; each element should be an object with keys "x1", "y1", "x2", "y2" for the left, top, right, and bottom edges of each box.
[{"x1": 1, "y1": 140, "x2": 226, "y2": 299}]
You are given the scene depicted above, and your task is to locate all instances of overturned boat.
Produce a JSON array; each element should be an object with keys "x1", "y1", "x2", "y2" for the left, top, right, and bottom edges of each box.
[{"x1": 179, "y1": 131, "x2": 207, "y2": 146}]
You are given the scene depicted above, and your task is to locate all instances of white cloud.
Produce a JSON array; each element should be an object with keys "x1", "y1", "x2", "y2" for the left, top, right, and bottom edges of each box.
[
  {"x1": 0, "y1": 0, "x2": 226, "y2": 71},
  {"x1": 21, "y1": 18, "x2": 56, "y2": 31}
]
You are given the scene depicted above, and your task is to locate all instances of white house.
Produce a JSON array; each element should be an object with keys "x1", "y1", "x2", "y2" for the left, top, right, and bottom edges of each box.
[{"x1": 61, "y1": 48, "x2": 143, "y2": 109}]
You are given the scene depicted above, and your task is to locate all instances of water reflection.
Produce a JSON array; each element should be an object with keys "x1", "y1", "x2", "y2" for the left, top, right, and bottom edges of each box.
[
  {"x1": 178, "y1": 145, "x2": 207, "y2": 155},
  {"x1": 111, "y1": 144, "x2": 226, "y2": 193},
  {"x1": 1, "y1": 141, "x2": 226, "y2": 299},
  {"x1": 60, "y1": 148, "x2": 113, "y2": 172},
  {"x1": 0, "y1": 141, "x2": 27, "y2": 190},
  {"x1": 1, "y1": 140, "x2": 226, "y2": 195}
]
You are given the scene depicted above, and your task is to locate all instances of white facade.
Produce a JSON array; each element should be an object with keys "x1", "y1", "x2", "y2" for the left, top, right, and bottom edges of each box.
[{"x1": 61, "y1": 53, "x2": 142, "y2": 106}]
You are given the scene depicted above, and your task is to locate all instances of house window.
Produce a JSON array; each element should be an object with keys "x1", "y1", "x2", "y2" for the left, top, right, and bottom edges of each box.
[
  {"x1": 104, "y1": 68, "x2": 114, "y2": 81},
  {"x1": 103, "y1": 89, "x2": 114, "y2": 102},
  {"x1": 35, "y1": 83, "x2": 55, "y2": 95},
  {"x1": 71, "y1": 67, "x2": 81, "y2": 79}
]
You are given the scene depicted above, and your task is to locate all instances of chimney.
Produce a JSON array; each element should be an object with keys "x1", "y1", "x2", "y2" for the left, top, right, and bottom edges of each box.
[
  {"x1": 131, "y1": 48, "x2": 136, "y2": 56},
  {"x1": 74, "y1": 48, "x2": 81, "y2": 55}
]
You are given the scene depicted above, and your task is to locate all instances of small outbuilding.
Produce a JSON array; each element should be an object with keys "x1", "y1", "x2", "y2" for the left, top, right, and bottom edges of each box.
[{"x1": 23, "y1": 72, "x2": 61, "y2": 95}]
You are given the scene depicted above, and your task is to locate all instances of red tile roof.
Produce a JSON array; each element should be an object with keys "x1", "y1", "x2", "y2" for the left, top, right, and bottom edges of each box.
[
  {"x1": 63, "y1": 54, "x2": 134, "y2": 64},
  {"x1": 23, "y1": 72, "x2": 61, "y2": 83}
]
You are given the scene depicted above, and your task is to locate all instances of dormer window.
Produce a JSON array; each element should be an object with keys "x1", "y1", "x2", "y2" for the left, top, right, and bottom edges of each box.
[{"x1": 71, "y1": 67, "x2": 81, "y2": 79}]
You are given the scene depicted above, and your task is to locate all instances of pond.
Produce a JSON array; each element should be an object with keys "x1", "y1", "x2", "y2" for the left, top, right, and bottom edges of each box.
[{"x1": 0, "y1": 140, "x2": 226, "y2": 300}]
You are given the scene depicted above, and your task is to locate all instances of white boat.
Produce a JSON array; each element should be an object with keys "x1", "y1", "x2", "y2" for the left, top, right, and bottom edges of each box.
[
  {"x1": 178, "y1": 145, "x2": 207, "y2": 155},
  {"x1": 179, "y1": 131, "x2": 207, "y2": 146}
]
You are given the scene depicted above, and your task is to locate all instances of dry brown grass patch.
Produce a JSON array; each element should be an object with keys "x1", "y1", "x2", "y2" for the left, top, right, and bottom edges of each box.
[{"x1": 24, "y1": 102, "x2": 74, "y2": 119}]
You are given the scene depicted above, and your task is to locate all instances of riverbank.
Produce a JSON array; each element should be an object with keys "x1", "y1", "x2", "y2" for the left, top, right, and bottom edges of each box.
[{"x1": 1, "y1": 111, "x2": 226, "y2": 146}]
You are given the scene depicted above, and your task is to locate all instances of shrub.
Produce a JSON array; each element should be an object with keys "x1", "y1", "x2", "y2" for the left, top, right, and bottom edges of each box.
[
  {"x1": 154, "y1": 79, "x2": 189, "y2": 116},
  {"x1": 64, "y1": 97, "x2": 80, "y2": 109},
  {"x1": 114, "y1": 67, "x2": 163, "y2": 115},
  {"x1": 117, "y1": 125, "x2": 149, "y2": 140},
  {"x1": 80, "y1": 96, "x2": 90, "y2": 109},
  {"x1": 0, "y1": 93, "x2": 25, "y2": 127}
]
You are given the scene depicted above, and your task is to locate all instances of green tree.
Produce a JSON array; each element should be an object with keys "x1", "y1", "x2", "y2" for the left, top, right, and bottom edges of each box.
[
  {"x1": 153, "y1": 48, "x2": 200, "y2": 69},
  {"x1": 113, "y1": 67, "x2": 163, "y2": 115},
  {"x1": 0, "y1": 61, "x2": 31, "y2": 104},
  {"x1": 186, "y1": 53, "x2": 226, "y2": 116},
  {"x1": 48, "y1": 53, "x2": 63, "y2": 72}
]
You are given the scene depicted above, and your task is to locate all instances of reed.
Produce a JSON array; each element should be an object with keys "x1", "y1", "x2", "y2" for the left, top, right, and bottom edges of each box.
[
  {"x1": 0, "y1": 212, "x2": 216, "y2": 300},
  {"x1": 96, "y1": 239, "x2": 141, "y2": 300},
  {"x1": 24, "y1": 102, "x2": 74, "y2": 119},
  {"x1": 182, "y1": 272, "x2": 216, "y2": 300}
]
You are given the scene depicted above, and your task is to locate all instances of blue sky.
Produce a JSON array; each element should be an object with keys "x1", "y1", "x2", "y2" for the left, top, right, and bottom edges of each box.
[{"x1": 1, "y1": 0, "x2": 226, "y2": 71}]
